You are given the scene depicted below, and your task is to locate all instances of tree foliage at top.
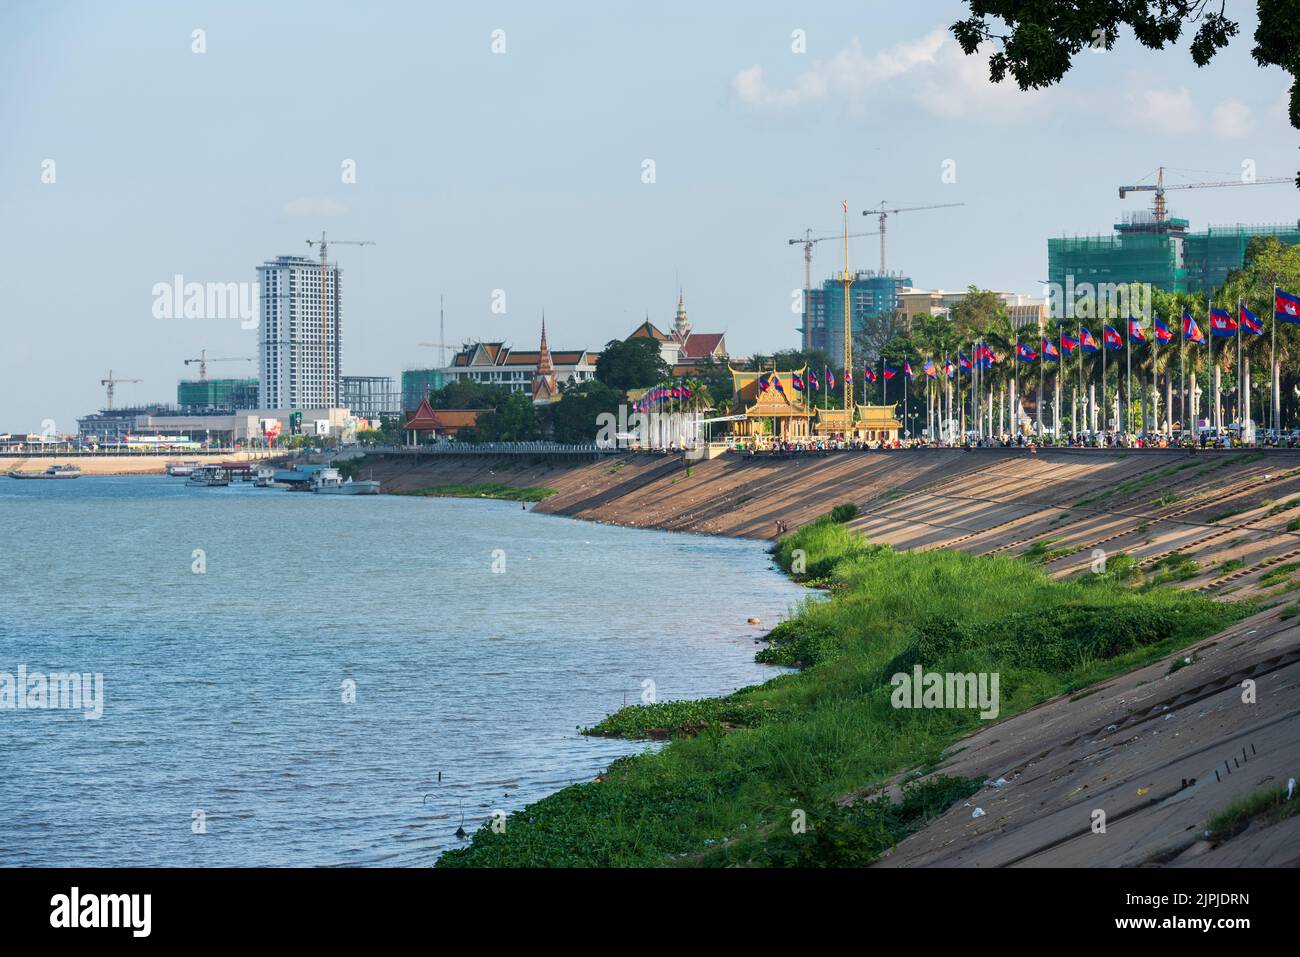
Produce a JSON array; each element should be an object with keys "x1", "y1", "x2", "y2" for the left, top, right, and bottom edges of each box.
[
  {"x1": 952, "y1": 1, "x2": 1300, "y2": 185},
  {"x1": 595, "y1": 337, "x2": 672, "y2": 391}
]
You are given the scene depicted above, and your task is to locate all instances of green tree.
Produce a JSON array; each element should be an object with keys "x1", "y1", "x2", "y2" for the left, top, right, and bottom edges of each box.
[
  {"x1": 952, "y1": 1, "x2": 1300, "y2": 186},
  {"x1": 692, "y1": 356, "x2": 735, "y2": 410},
  {"x1": 549, "y1": 380, "x2": 623, "y2": 443},
  {"x1": 595, "y1": 338, "x2": 671, "y2": 391},
  {"x1": 428, "y1": 378, "x2": 512, "y2": 410},
  {"x1": 466, "y1": 392, "x2": 542, "y2": 442}
]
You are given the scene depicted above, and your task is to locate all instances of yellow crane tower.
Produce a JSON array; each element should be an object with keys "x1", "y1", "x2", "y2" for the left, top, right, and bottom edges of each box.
[
  {"x1": 840, "y1": 201, "x2": 853, "y2": 411},
  {"x1": 305, "y1": 231, "x2": 375, "y2": 406},
  {"x1": 788, "y1": 228, "x2": 878, "y2": 351}
]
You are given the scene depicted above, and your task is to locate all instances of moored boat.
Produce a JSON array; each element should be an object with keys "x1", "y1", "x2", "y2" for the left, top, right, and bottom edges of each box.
[
  {"x1": 184, "y1": 466, "x2": 230, "y2": 487},
  {"x1": 8, "y1": 464, "x2": 82, "y2": 479},
  {"x1": 311, "y1": 467, "x2": 380, "y2": 495}
]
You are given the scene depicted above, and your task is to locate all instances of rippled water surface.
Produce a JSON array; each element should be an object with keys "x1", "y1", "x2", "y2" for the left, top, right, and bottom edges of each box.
[{"x1": 0, "y1": 476, "x2": 806, "y2": 865}]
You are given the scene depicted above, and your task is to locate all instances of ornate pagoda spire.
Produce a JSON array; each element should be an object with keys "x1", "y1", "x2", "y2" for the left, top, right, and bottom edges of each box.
[
  {"x1": 531, "y1": 313, "x2": 558, "y2": 403},
  {"x1": 673, "y1": 290, "x2": 690, "y2": 339}
]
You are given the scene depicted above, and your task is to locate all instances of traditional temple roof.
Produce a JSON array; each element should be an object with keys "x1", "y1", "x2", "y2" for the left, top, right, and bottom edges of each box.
[
  {"x1": 402, "y1": 399, "x2": 483, "y2": 433},
  {"x1": 628, "y1": 318, "x2": 672, "y2": 342},
  {"x1": 676, "y1": 332, "x2": 725, "y2": 359},
  {"x1": 731, "y1": 367, "x2": 811, "y2": 417}
]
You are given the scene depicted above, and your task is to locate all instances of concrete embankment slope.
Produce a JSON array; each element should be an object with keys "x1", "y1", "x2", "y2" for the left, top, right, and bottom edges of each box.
[{"x1": 375, "y1": 447, "x2": 1300, "y2": 865}]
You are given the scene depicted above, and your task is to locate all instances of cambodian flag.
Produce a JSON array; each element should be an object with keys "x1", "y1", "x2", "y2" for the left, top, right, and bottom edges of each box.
[
  {"x1": 1240, "y1": 304, "x2": 1263, "y2": 335},
  {"x1": 863, "y1": 366, "x2": 877, "y2": 383},
  {"x1": 845, "y1": 368, "x2": 853, "y2": 384},
  {"x1": 1184, "y1": 311, "x2": 1205, "y2": 343},
  {"x1": 1061, "y1": 334, "x2": 1080, "y2": 354},
  {"x1": 1153, "y1": 316, "x2": 1173, "y2": 342},
  {"x1": 772, "y1": 374, "x2": 786, "y2": 394},
  {"x1": 1128, "y1": 318, "x2": 1147, "y2": 343},
  {"x1": 1209, "y1": 308, "x2": 1237, "y2": 337},
  {"x1": 826, "y1": 369, "x2": 835, "y2": 390},
  {"x1": 758, "y1": 372, "x2": 771, "y2": 392},
  {"x1": 1016, "y1": 342, "x2": 1036, "y2": 362},
  {"x1": 1041, "y1": 338, "x2": 1060, "y2": 361},
  {"x1": 923, "y1": 358, "x2": 937, "y2": 378},
  {"x1": 882, "y1": 366, "x2": 897, "y2": 380},
  {"x1": 903, "y1": 361, "x2": 915, "y2": 380},
  {"x1": 809, "y1": 370, "x2": 819, "y2": 390},
  {"x1": 791, "y1": 372, "x2": 805, "y2": 392},
  {"x1": 943, "y1": 357, "x2": 955, "y2": 378},
  {"x1": 1080, "y1": 327, "x2": 1099, "y2": 352},
  {"x1": 1103, "y1": 325, "x2": 1123, "y2": 349},
  {"x1": 958, "y1": 352, "x2": 973, "y2": 371},
  {"x1": 1276, "y1": 288, "x2": 1300, "y2": 324}
]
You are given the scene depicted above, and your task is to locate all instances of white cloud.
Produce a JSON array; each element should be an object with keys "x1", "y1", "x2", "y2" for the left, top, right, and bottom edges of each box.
[
  {"x1": 1122, "y1": 83, "x2": 1256, "y2": 140},
  {"x1": 731, "y1": 28, "x2": 1048, "y2": 125},
  {"x1": 912, "y1": 40, "x2": 1051, "y2": 124},
  {"x1": 732, "y1": 30, "x2": 945, "y2": 111},
  {"x1": 1129, "y1": 86, "x2": 1203, "y2": 136},
  {"x1": 283, "y1": 197, "x2": 349, "y2": 218},
  {"x1": 1211, "y1": 98, "x2": 1254, "y2": 139}
]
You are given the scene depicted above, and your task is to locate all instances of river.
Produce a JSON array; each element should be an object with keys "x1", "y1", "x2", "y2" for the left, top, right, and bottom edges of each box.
[{"x1": 0, "y1": 476, "x2": 805, "y2": 865}]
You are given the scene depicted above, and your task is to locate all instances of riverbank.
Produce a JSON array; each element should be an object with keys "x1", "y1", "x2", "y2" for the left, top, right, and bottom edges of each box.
[
  {"x1": 1, "y1": 452, "x2": 268, "y2": 476},
  {"x1": 436, "y1": 511, "x2": 1248, "y2": 867},
  {"x1": 399, "y1": 446, "x2": 1300, "y2": 867}
]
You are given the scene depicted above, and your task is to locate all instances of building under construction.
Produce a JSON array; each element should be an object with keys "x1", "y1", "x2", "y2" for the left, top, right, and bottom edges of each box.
[
  {"x1": 341, "y1": 375, "x2": 400, "y2": 419},
  {"x1": 1048, "y1": 213, "x2": 1300, "y2": 297},
  {"x1": 176, "y1": 377, "x2": 259, "y2": 411},
  {"x1": 802, "y1": 271, "x2": 912, "y2": 356}
]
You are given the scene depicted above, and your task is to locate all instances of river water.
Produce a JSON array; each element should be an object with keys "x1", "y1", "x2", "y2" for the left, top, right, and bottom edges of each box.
[{"x1": 0, "y1": 476, "x2": 805, "y2": 865}]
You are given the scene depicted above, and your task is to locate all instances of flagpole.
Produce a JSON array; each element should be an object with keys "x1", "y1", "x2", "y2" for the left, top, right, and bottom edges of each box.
[
  {"x1": 1158, "y1": 317, "x2": 1165, "y2": 437},
  {"x1": 1272, "y1": 284, "x2": 1279, "y2": 436},
  {"x1": 1237, "y1": 296, "x2": 1243, "y2": 440}
]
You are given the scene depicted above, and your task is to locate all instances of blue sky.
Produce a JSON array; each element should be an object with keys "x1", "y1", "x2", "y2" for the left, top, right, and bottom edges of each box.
[{"x1": 2, "y1": 0, "x2": 1296, "y2": 429}]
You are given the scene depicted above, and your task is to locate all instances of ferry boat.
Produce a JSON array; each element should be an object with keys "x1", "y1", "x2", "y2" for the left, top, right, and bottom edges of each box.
[
  {"x1": 185, "y1": 466, "x2": 230, "y2": 487},
  {"x1": 311, "y1": 467, "x2": 380, "y2": 495},
  {"x1": 8, "y1": 464, "x2": 82, "y2": 479},
  {"x1": 165, "y1": 460, "x2": 203, "y2": 477}
]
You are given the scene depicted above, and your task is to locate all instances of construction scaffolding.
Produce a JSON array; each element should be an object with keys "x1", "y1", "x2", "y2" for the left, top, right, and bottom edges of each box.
[
  {"x1": 400, "y1": 369, "x2": 447, "y2": 413},
  {"x1": 1049, "y1": 218, "x2": 1300, "y2": 297},
  {"x1": 176, "y1": 377, "x2": 258, "y2": 411},
  {"x1": 1184, "y1": 222, "x2": 1300, "y2": 293},
  {"x1": 341, "y1": 375, "x2": 401, "y2": 419}
]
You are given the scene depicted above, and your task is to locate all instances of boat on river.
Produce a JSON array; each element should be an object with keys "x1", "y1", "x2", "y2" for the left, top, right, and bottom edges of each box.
[
  {"x1": 8, "y1": 464, "x2": 82, "y2": 479},
  {"x1": 311, "y1": 467, "x2": 380, "y2": 495}
]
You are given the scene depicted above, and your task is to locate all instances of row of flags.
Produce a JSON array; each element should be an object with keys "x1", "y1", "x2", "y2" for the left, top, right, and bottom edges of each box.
[
  {"x1": 632, "y1": 384, "x2": 692, "y2": 412},
  {"x1": 752, "y1": 291, "x2": 1300, "y2": 392}
]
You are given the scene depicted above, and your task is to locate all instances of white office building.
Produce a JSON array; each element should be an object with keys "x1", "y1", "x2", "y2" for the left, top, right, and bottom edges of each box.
[{"x1": 257, "y1": 255, "x2": 343, "y2": 409}]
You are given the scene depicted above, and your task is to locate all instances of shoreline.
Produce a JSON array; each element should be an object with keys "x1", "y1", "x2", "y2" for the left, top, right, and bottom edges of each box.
[
  {"x1": 2, "y1": 452, "x2": 270, "y2": 476},
  {"x1": 406, "y1": 447, "x2": 1300, "y2": 867}
]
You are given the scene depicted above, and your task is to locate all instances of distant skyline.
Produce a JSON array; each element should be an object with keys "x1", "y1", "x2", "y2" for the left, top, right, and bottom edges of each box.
[{"x1": 2, "y1": 1, "x2": 1297, "y2": 429}]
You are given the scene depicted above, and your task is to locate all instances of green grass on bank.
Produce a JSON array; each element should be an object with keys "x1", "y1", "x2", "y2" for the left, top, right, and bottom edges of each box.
[
  {"x1": 405, "y1": 483, "x2": 556, "y2": 502},
  {"x1": 436, "y1": 512, "x2": 1242, "y2": 868},
  {"x1": 1204, "y1": 784, "x2": 1300, "y2": 843}
]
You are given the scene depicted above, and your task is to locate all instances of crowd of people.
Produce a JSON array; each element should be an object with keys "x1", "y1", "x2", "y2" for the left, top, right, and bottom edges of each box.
[{"x1": 732, "y1": 429, "x2": 1300, "y2": 456}]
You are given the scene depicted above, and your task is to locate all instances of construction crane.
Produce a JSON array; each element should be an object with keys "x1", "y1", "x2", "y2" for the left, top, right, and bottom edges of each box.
[
  {"x1": 1118, "y1": 166, "x2": 1293, "y2": 221},
  {"x1": 305, "y1": 231, "x2": 375, "y2": 405},
  {"x1": 183, "y1": 348, "x2": 255, "y2": 380},
  {"x1": 100, "y1": 370, "x2": 141, "y2": 411},
  {"x1": 415, "y1": 294, "x2": 455, "y2": 367},
  {"x1": 861, "y1": 201, "x2": 965, "y2": 274},
  {"x1": 788, "y1": 229, "x2": 879, "y2": 344}
]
